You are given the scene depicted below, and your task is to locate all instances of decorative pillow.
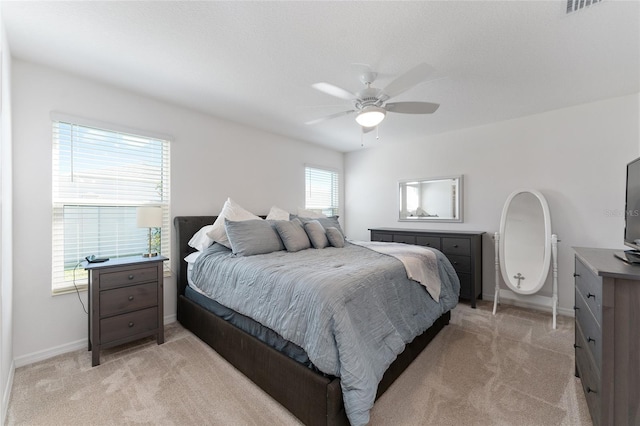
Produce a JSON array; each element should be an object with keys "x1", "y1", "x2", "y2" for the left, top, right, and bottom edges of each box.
[
  {"x1": 266, "y1": 206, "x2": 290, "y2": 221},
  {"x1": 304, "y1": 220, "x2": 329, "y2": 249},
  {"x1": 224, "y1": 219, "x2": 285, "y2": 256},
  {"x1": 326, "y1": 227, "x2": 345, "y2": 248},
  {"x1": 296, "y1": 208, "x2": 326, "y2": 219},
  {"x1": 274, "y1": 219, "x2": 311, "y2": 252},
  {"x1": 206, "y1": 198, "x2": 261, "y2": 248},
  {"x1": 188, "y1": 225, "x2": 215, "y2": 251},
  {"x1": 296, "y1": 215, "x2": 344, "y2": 236}
]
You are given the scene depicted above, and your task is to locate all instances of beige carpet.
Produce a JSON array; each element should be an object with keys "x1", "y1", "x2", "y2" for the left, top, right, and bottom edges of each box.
[{"x1": 6, "y1": 301, "x2": 592, "y2": 425}]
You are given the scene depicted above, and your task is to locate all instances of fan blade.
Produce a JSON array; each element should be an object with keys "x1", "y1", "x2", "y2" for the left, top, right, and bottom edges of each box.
[
  {"x1": 311, "y1": 82, "x2": 358, "y2": 101},
  {"x1": 385, "y1": 101, "x2": 440, "y2": 114},
  {"x1": 382, "y1": 63, "x2": 435, "y2": 99},
  {"x1": 305, "y1": 110, "x2": 355, "y2": 125}
]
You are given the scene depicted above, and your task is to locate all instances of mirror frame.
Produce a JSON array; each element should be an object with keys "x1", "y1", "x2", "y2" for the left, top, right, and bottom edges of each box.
[
  {"x1": 398, "y1": 175, "x2": 463, "y2": 223},
  {"x1": 498, "y1": 189, "x2": 552, "y2": 295}
]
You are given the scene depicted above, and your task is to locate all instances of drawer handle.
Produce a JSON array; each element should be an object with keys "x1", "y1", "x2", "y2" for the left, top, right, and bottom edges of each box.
[
  {"x1": 453, "y1": 261, "x2": 458, "y2": 265},
  {"x1": 573, "y1": 273, "x2": 580, "y2": 277},
  {"x1": 587, "y1": 293, "x2": 596, "y2": 300},
  {"x1": 573, "y1": 343, "x2": 581, "y2": 349},
  {"x1": 128, "y1": 274, "x2": 135, "y2": 280},
  {"x1": 588, "y1": 337, "x2": 596, "y2": 344},
  {"x1": 426, "y1": 243, "x2": 431, "y2": 246},
  {"x1": 128, "y1": 296, "x2": 134, "y2": 301},
  {"x1": 573, "y1": 305, "x2": 579, "y2": 310},
  {"x1": 453, "y1": 244, "x2": 459, "y2": 248},
  {"x1": 587, "y1": 387, "x2": 597, "y2": 394},
  {"x1": 128, "y1": 322, "x2": 135, "y2": 328}
]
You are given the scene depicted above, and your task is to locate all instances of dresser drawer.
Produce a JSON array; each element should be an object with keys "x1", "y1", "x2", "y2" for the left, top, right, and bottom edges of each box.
[
  {"x1": 100, "y1": 282, "x2": 158, "y2": 318},
  {"x1": 100, "y1": 266, "x2": 158, "y2": 290},
  {"x1": 441, "y1": 238, "x2": 470, "y2": 256},
  {"x1": 576, "y1": 320, "x2": 602, "y2": 425},
  {"x1": 446, "y1": 254, "x2": 471, "y2": 273},
  {"x1": 575, "y1": 289, "x2": 602, "y2": 370},
  {"x1": 100, "y1": 307, "x2": 158, "y2": 344},
  {"x1": 457, "y1": 273, "x2": 472, "y2": 299},
  {"x1": 415, "y1": 236, "x2": 441, "y2": 250},
  {"x1": 575, "y1": 259, "x2": 603, "y2": 325},
  {"x1": 393, "y1": 234, "x2": 416, "y2": 245},
  {"x1": 370, "y1": 231, "x2": 393, "y2": 242}
]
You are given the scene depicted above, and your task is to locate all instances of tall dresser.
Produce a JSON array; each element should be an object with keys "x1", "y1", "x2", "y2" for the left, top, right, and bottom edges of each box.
[
  {"x1": 369, "y1": 228, "x2": 484, "y2": 308},
  {"x1": 573, "y1": 247, "x2": 640, "y2": 426}
]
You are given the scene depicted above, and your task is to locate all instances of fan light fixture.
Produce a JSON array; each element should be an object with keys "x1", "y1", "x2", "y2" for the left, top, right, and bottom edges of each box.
[{"x1": 355, "y1": 106, "x2": 386, "y2": 127}]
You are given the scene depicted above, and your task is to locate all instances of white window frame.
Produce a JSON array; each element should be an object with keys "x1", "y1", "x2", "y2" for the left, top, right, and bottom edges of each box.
[
  {"x1": 305, "y1": 165, "x2": 339, "y2": 217},
  {"x1": 51, "y1": 115, "x2": 171, "y2": 294}
]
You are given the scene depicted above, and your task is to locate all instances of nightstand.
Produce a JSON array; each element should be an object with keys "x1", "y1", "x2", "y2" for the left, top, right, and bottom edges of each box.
[{"x1": 85, "y1": 255, "x2": 168, "y2": 366}]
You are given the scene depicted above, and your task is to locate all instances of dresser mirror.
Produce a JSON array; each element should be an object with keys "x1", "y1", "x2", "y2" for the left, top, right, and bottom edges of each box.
[{"x1": 398, "y1": 175, "x2": 463, "y2": 222}]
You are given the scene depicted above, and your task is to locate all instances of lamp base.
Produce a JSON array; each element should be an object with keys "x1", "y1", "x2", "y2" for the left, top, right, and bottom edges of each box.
[{"x1": 142, "y1": 252, "x2": 158, "y2": 258}]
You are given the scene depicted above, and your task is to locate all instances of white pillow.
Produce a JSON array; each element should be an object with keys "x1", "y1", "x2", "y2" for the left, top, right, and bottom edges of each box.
[
  {"x1": 296, "y1": 208, "x2": 326, "y2": 219},
  {"x1": 188, "y1": 225, "x2": 215, "y2": 252},
  {"x1": 206, "y1": 198, "x2": 261, "y2": 248},
  {"x1": 266, "y1": 206, "x2": 290, "y2": 221},
  {"x1": 184, "y1": 251, "x2": 202, "y2": 264}
]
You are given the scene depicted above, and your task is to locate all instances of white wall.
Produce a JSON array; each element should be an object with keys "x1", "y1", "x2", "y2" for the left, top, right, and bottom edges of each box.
[
  {"x1": 345, "y1": 93, "x2": 640, "y2": 314},
  {"x1": 11, "y1": 60, "x2": 343, "y2": 364},
  {"x1": 0, "y1": 14, "x2": 14, "y2": 424}
]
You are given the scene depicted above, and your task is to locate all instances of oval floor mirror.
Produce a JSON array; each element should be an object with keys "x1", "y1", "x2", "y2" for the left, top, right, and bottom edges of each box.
[{"x1": 492, "y1": 189, "x2": 559, "y2": 329}]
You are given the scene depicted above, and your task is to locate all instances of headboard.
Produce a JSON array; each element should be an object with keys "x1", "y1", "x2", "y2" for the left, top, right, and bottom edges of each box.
[{"x1": 173, "y1": 216, "x2": 217, "y2": 296}]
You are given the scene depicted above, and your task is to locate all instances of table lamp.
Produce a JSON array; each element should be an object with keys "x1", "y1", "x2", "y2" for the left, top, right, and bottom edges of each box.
[{"x1": 136, "y1": 206, "x2": 162, "y2": 257}]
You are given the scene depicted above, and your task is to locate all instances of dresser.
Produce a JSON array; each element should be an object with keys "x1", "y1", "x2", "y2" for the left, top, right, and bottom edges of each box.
[
  {"x1": 573, "y1": 247, "x2": 640, "y2": 426},
  {"x1": 85, "y1": 255, "x2": 168, "y2": 366},
  {"x1": 369, "y1": 228, "x2": 484, "y2": 308}
]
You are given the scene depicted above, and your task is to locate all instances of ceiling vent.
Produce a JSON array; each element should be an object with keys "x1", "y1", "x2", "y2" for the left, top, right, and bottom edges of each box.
[{"x1": 567, "y1": 0, "x2": 603, "y2": 14}]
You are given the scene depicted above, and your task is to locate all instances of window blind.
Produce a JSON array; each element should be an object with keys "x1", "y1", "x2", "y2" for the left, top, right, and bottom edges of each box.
[
  {"x1": 52, "y1": 121, "x2": 170, "y2": 293},
  {"x1": 305, "y1": 166, "x2": 339, "y2": 217}
]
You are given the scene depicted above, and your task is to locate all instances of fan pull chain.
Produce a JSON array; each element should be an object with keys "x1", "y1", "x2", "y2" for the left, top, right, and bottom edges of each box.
[{"x1": 361, "y1": 131, "x2": 364, "y2": 147}]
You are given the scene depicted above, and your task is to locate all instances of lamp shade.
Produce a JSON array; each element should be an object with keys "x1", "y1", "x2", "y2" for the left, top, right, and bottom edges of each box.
[
  {"x1": 355, "y1": 106, "x2": 386, "y2": 127},
  {"x1": 136, "y1": 206, "x2": 162, "y2": 228}
]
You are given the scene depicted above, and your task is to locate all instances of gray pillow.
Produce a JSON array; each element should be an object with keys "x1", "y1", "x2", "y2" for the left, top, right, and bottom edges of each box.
[
  {"x1": 304, "y1": 220, "x2": 329, "y2": 249},
  {"x1": 295, "y1": 215, "x2": 344, "y2": 236},
  {"x1": 274, "y1": 219, "x2": 311, "y2": 252},
  {"x1": 224, "y1": 219, "x2": 285, "y2": 256},
  {"x1": 326, "y1": 227, "x2": 345, "y2": 248}
]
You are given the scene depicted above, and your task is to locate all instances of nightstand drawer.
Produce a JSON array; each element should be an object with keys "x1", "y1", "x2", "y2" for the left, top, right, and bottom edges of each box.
[
  {"x1": 100, "y1": 283, "x2": 158, "y2": 317},
  {"x1": 100, "y1": 266, "x2": 158, "y2": 289},
  {"x1": 447, "y1": 254, "x2": 471, "y2": 273},
  {"x1": 575, "y1": 289, "x2": 602, "y2": 369},
  {"x1": 441, "y1": 238, "x2": 470, "y2": 256},
  {"x1": 100, "y1": 307, "x2": 158, "y2": 344},
  {"x1": 415, "y1": 236, "x2": 441, "y2": 250},
  {"x1": 575, "y1": 259, "x2": 602, "y2": 324}
]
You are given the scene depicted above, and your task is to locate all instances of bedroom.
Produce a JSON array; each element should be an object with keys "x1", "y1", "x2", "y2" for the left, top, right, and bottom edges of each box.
[{"x1": 0, "y1": 1, "x2": 639, "y2": 425}]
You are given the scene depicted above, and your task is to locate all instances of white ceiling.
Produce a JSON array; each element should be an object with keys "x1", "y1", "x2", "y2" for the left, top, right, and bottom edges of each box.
[{"x1": 3, "y1": 1, "x2": 639, "y2": 152}]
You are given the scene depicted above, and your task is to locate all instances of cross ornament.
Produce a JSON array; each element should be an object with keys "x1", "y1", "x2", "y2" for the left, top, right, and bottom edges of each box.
[{"x1": 513, "y1": 273, "x2": 525, "y2": 289}]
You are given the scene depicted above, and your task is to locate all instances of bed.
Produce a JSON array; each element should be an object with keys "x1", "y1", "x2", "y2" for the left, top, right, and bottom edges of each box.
[{"x1": 174, "y1": 215, "x2": 458, "y2": 426}]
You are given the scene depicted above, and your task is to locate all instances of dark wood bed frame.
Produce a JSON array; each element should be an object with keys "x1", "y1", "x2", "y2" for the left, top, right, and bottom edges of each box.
[{"x1": 174, "y1": 216, "x2": 451, "y2": 425}]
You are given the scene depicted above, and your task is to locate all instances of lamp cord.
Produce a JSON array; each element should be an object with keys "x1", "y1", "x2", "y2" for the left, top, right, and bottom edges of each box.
[{"x1": 73, "y1": 261, "x2": 88, "y2": 314}]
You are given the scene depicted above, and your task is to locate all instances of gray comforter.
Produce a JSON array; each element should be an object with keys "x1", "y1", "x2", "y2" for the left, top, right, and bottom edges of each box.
[{"x1": 191, "y1": 241, "x2": 459, "y2": 426}]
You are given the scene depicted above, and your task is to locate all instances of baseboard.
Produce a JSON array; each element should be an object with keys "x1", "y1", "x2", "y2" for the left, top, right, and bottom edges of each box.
[
  {"x1": 2, "y1": 360, "x2": 15, "y2": 425},
  {"x1": 482, "y1": 291, "x2": 575, "y2": 317},
  {"x1": 14, "y1": 339, "x2": 87, "y2": 368},
  {"x1": 14, "y1": 314, "x2": 178, "y2": 368}
]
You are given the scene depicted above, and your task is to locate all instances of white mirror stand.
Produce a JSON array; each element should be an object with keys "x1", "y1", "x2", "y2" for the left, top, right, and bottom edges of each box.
[{"x1": 492, "y1": 189, "x2": 559, "y2": 329}]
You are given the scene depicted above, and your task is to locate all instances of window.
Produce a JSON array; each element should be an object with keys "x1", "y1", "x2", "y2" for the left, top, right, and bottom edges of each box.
[
  {"x1": 52, "y1": 120, "x2": 170, "y2": 293},
  {"x1": 305, "y1": 166, "x2": 339, "y2": 217}
]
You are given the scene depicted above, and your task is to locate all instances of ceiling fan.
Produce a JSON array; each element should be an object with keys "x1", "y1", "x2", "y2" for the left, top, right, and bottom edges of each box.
[{"x1": 306, "y1": 63, "x2": 440, "y2": 130}]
